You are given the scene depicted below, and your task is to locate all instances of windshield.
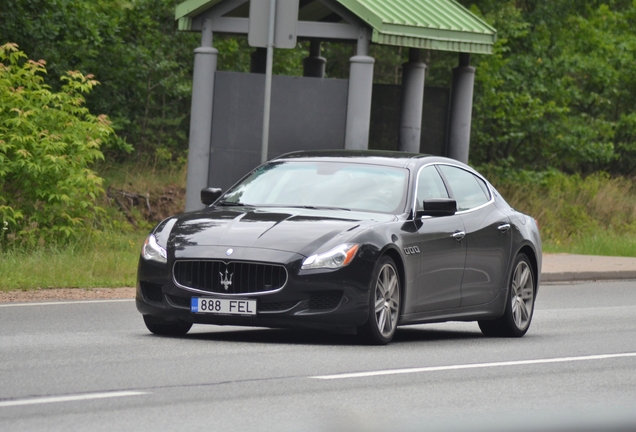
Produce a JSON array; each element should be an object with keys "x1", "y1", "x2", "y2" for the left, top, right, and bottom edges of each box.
[{"x1": 221, "y1": 161, "x2": 409, "y2": 214}]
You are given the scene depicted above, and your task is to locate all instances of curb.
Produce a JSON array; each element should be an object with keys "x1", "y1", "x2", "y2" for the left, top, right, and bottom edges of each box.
[
  {"x1": 541, "y1": 254, "x2": 636, "y2": 283},
  {"x1": 541, "y1": 271, "x2": 636, "y2": 283}
]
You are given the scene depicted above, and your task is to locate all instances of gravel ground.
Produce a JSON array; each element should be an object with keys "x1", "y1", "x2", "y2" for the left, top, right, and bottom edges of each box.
[{"x1": 0, "y1": 287, "x2": 136, "y2": 304}]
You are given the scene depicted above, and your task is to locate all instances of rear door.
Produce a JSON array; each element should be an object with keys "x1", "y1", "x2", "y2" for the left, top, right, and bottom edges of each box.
[{"x1": 437, "y1": 165, "x2": 513, "y2": 307}]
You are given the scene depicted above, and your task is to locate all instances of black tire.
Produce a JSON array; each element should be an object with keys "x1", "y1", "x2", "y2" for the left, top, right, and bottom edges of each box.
[
  {"x1": 358, "y1": 256, "x2": 401, "y2": 345},
  {"x1": 479, "y1": 253, "x2": 536, "y2": 337},
  {"x1": 143, "y1": 315, "x2": 192, "y2": 336}
]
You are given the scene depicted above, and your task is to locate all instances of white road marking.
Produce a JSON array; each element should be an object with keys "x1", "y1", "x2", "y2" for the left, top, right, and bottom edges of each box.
[
  {"x1": 0, "y1": 299, "x2": 134, "y2": 307},
  {"x1": 0, "y1": 391, "x2": 148, "y2": 408},
  {"x1": 311, "y1": 352, "x2": 636, "y2": 380}
]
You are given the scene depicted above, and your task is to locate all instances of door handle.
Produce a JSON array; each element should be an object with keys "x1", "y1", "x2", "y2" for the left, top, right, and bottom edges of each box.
[
  {"x1": 451, "y1": 230, "x2": 465, "y2": 241},
  {"x1": 498, "y1": 223, "x2": 511, "y2": 233}
]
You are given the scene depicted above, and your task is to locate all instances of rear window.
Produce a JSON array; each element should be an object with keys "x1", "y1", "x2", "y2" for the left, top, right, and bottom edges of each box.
[{"x1": 438, "y1": 165, "x2": 490, "y2": 211}]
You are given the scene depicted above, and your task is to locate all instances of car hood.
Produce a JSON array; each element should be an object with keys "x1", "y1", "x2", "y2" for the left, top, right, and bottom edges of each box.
[{"x1": 166, "y1": 207, "x2": 393, "y2": 257}]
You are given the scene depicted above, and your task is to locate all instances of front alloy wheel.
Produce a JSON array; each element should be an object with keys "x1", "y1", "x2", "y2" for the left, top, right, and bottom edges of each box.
[
  {"x1": 359, "y1": 256, "x2": 401, "y2": 345},
  {"x1": 479, "y1": 253, "x2": 535, "y2": 337}
]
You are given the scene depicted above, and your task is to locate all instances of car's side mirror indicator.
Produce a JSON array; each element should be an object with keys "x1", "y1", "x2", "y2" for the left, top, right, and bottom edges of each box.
[
  {"x1": 417, "y1": 198, "x2": 457, "y2": 218},
  {"x1": 201, "y1": 187, "x2": 223, "y2": 205}
]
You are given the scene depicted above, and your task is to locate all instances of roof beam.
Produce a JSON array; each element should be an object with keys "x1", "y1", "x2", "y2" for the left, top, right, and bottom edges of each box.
[
  {"x1": 300, "y1": 21, "x2": 360, "y2": 39},
  {"x1": 206, "y1": 0, "x2": 248, "y2": 19},
  {"x1": 190, "y1": 16, "x2": 361, "y2": 40}
]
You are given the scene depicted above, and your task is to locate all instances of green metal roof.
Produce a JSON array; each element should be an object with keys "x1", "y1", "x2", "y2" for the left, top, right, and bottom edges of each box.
[
  {"x1": 175, "y1": 0, "x2": 496, "y2": 54},
  {"x1": 338, "y1": 0, "x2": 496, "y2": 53}
]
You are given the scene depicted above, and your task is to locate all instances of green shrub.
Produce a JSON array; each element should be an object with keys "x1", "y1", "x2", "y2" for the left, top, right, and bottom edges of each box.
[{"x1": 0, "y1": 43, "x2": 113, "y2": 249}]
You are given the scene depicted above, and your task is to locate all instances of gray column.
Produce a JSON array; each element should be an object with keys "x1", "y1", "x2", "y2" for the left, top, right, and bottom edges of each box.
[
  {"x1": 345, "y1": 30, "x2": 374, "y2": 150},
  {"x1": 398, "y1": 48, "x2": 426, "y2": 153},
  {"x1": 185, "y1": 19, "x2": 218, "y2": 212},
  {"x1": 303, "y1": 40, "x2": 326, "y2": 78},
  {"x1": 447, "y1": 53, "x2": 475, "y2": 164}
]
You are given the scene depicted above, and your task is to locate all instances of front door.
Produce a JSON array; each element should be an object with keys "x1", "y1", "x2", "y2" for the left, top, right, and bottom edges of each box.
[{"x1": 413, "y1": 166, "x2": 466, "y2": 312}]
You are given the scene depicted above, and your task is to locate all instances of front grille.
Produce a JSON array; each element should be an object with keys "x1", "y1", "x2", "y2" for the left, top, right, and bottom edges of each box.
[
  {"x1": 173, "y1": 260, "x2": 288, "y2": 294},
  {"x1": 167, "y1": 294, "x2": 191, "y2": 309},
  {"x1": 258, "y1": 300, "x2": 299, "y2": 312},
  {"x1": 309, "y1": 291, "x2": 343, "y2": 310},
  {"x1": 140, "y1": 281, "x2": 163, "y2": 303}
]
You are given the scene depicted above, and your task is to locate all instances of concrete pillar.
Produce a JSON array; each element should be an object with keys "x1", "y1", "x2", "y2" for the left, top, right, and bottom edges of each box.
[
  {"x1": 398, "y1": 48, "x2": 426, "y2": 153},
  {"x1": 345, "y1": 30, "x2": 374, "y2": 150},
  {"x1": 185, "y1": 19, "x2": 218, "y2": 212},
  {"x1": 303, "y1": 40, "x2": 326, "y2": 78},
  {"x1": 250, "y1": 47, "x2": 266, "y2": 74},
  {"x1": 447, "y1": 53, "x2": 475, "y2": 164}
]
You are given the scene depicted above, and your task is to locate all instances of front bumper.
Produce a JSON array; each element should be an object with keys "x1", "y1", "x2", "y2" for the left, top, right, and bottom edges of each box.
[{"x1": 136, "y1": 254, "x2": 374, "y2": 331}]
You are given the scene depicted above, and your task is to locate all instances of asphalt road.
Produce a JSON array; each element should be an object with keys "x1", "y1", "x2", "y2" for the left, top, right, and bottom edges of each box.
[{"x1": 1, "y1": 281, "x2": 635, "y2": 432}]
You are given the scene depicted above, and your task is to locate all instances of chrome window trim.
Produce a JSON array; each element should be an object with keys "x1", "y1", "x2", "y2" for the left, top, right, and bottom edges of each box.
[
  {"x1": 172, "y1": 259, "x2": 289, "y2": 296},
  {"x1": 413, "y1": 162, "x2": 494, "y2": 216}
]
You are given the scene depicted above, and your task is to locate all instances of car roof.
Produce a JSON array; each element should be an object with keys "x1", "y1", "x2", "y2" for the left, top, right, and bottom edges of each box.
[{"x1": 273, "y1": 150, "x2": 463, "y2": 169}]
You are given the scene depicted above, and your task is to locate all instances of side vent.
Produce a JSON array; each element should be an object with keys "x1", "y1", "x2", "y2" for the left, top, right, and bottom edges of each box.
[
  {"x1": 140, "y1": 281, "x2": 163, "y2": 304},
  {"x1": 308, "y1": 291, "x2": 343, "y2": 310}
]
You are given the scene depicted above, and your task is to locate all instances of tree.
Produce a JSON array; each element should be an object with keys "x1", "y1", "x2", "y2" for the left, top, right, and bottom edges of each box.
[
  {"x1": 461, "y1": 0, "x2": 636, "y2": 174},
  {"x1": 0, "y1": 43, "x2": 113, "y2": 248}
]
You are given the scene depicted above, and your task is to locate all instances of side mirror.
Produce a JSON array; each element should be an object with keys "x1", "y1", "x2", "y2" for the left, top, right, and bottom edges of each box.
[
  {"x1": 201, "y1": 188, "x2": 223, "y2": 205},
  {"x1": 417, "y1": 198, "x2": 457, "y2": 218}
]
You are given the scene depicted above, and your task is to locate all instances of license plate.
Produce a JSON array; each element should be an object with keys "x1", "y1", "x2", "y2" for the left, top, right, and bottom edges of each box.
[{"x1": 191, "y1": 298, "x2": 257, "y2": 316}]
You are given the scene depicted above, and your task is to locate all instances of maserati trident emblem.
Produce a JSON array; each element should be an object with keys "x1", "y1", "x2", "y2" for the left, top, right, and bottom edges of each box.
[
  {"x1": 220, "y1": 268, "x2": 233, "y2": 291},
  {"x1": 226, "y1": 248, "x2": 234, "y2": 256}
]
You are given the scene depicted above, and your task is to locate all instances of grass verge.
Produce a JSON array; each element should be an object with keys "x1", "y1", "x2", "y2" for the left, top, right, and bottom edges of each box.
[
  {"x1": 543, "y1": 231, "x2": 636, "y2": 257},
  {"x1": 0, "y1": 232, "x2": 145, "y2": 291}
]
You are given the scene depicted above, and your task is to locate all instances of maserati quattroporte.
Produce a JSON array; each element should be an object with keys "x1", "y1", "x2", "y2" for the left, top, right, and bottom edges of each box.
[{"x1": 137, "y1": 150, "x2": 542, "y2": 344}]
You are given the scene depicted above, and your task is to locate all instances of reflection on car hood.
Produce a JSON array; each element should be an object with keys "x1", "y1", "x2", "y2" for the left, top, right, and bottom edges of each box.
[{"x1": 168, "y1": 207, "x2": 392, "y2": 256}]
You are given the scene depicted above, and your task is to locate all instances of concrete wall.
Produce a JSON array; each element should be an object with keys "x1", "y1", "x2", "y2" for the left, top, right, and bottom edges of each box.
[
  {"x1": 208, "y1": 71, "x2": 348, "y2": 191},
  {"x1": 206, "y1": 72, "x2": 450, "y2": 192},
  {"x1": 369, "y1": 84, "x2": 450, "y2": 156}
]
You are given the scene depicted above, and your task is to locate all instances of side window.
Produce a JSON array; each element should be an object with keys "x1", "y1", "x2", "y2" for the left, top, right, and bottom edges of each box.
[
  {"x1": 416, "y1": 166, "x2": 449, "y2": 205},
  {"x1": 438, "y1": 165, "x2": 490, "y2": 211}
]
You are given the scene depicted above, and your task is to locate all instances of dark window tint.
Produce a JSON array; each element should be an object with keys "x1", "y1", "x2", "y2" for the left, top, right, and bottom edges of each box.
[{"x1": 438, "y1": 165, "x2": 490, "y2": 211}]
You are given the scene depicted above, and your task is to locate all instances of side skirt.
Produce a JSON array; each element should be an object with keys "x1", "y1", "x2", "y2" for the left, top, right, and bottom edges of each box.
[{"x1": 398, "y1": 289, "x2": 507, "y2": 325}]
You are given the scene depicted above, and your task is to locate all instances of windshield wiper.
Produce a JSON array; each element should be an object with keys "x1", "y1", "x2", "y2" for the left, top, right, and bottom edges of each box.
[
  {"x1": 283, "y1": 205, "x2": 351, "y2": 211},
  {"x1": 216, "y1": 201, "x2": 248, "y2": 207}
]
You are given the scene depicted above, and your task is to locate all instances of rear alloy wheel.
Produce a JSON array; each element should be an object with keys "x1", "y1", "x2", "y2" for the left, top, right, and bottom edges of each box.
[
  {"x1": 143, "y1": 315, "x2": 192, "y2": 336},
  {"x1": 479, "y1": 253, "x2": 535, "y2": 337},
  {"x1": 359, "y1": 256, "x2": 401, "y2": 345}
]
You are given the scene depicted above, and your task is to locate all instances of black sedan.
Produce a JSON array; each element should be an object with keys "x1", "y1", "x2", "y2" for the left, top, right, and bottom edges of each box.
[{"x1": 137, "y1": 150, "x2": 542, "y2": 344}]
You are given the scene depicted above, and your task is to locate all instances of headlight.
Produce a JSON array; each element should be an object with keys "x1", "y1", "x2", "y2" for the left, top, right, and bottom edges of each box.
[
  {"x1": 141, "y1": 234, "x2": 167, "y2": 264},
  {"x1": 302, "y1": 244, "x2": 359, "y2": 270}
]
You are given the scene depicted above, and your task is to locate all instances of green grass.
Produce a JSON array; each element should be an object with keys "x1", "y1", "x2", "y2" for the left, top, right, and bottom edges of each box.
[
  {"x1": 543, "y1": 231, "x2": 636, "y2": 257},
  {"x1": 0, "y1": 232, "x2": 145, "y2": 291},
  {"x1": 486, "y1": 169, "x2": 636, "y2": 258}
]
